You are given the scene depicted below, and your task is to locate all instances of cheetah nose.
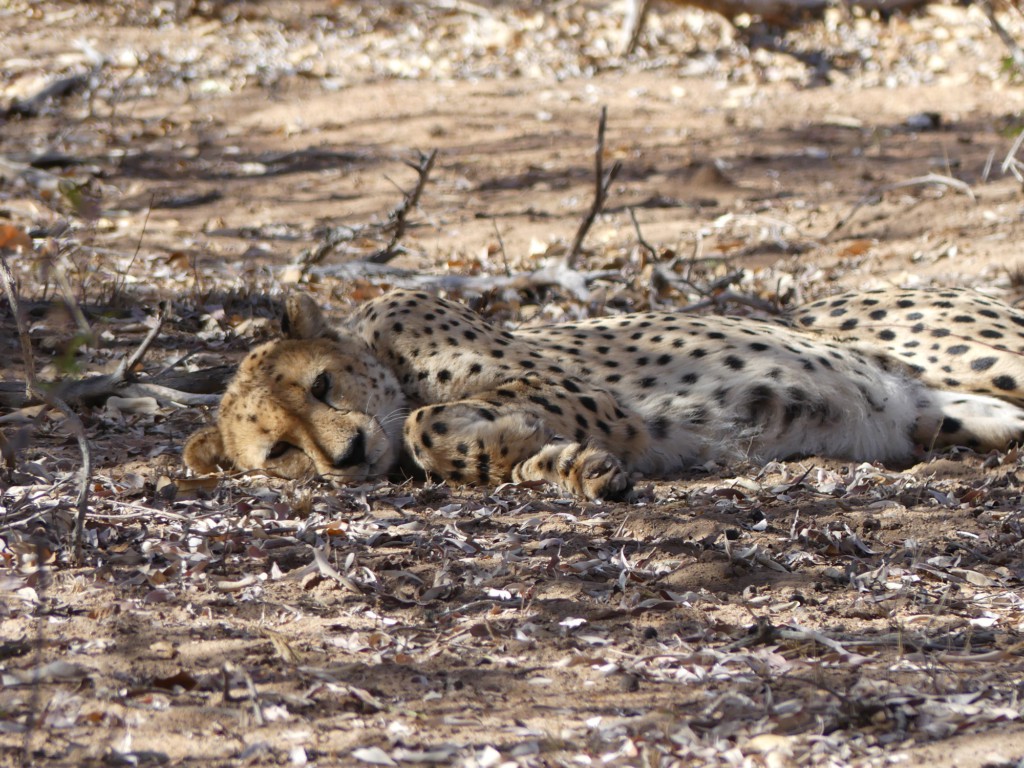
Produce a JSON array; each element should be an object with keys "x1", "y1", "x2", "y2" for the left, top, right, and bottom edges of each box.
[{"x1": 333, "y1": 429, "x2": 367, "y2": 469}]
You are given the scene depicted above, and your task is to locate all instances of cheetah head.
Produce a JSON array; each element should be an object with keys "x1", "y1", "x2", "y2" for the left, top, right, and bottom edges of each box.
[{"x1": 183, "y1": 293, "x2": 407, "y2": 484}]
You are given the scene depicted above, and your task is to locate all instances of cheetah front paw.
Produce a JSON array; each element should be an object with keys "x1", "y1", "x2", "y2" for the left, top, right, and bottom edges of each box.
[
  {"x1": 514, "y1": 441, "x2": 632, "y2": 501},
  {"x1": 564, "y1": 443, "x2": 632, "y2": 500}
]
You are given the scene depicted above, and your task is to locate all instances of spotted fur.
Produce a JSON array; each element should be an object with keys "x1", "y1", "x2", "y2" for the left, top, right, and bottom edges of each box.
[
  {"x1": 183, "y1": 288, "x2": 1024, "y2": 499},
  {"x1": 790, "y1": 288, "x2": 1024, "y2": 406}
]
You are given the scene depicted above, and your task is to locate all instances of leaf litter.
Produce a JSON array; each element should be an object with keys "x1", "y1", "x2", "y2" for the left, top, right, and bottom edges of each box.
[{"x1": 5, "y1": 0, "x2": 1024, "y2": 766}]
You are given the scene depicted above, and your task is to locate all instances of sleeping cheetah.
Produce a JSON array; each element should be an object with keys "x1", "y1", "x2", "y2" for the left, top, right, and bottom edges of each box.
[{"x1": 183, "y1": 287, "x2": 1024, "y2": 500}]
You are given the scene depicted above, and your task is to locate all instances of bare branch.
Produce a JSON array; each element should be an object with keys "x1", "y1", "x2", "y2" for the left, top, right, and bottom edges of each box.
[
  {"x1": 622, "y1": 0, "x2": 653, "y2": 55},
  {"x1": 114, "y1": 302, "x2": 167, "y2": 381},
  {"x1": 312, "y1": 544, "x2": 364, "y2": 594},
  {"x1": 491, "y1": 218, "x2": 512, "y2": 277},
  {"x1": 566, "y1": 107, "x2": 622, "y2": 270},
  {"x1": 1002, "y1": 127, "x2": 1024, "y2": 184},
  {"x1": 628, "y1": 207, "x2": 658, "y2": 262},
  {"x1": 310, "y1": 259, "x2": 616, "y2": 301},
  {"x1": 677, "y1": 289, "x2": 782, "y2": 315},
  {"x1": 0, "y1": 254, "x2": 37, "y2": 399},
  {"x1": 826, "y1": 173, "x2": 975, "y2": 239},
  {"x1": 367, "y1": 149, "x2": 438, "y2": 264},
  {"x1": 0, "y1": 366, "x2": 234, "y2": 410},
  {"x1": 298, "y1": 150, "x2": 438, "y2": 269},
  {"x1": 51, "y1": 249, "x2": 94, "y2": 344},
  {"x1": 980, "y1": 0, "x2": 1024, "y2": 75},
  {"x1": 0, "y1": 250, "x2": 92, "y2": 562}
]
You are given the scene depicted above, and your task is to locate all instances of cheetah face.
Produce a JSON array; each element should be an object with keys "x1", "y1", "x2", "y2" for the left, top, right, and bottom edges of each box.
[{"x1": 184, "y1": 297, "x2": 408, "y2": 484}]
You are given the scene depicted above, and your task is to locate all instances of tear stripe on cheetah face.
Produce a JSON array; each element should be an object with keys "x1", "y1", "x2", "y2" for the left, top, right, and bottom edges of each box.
[{"x1": 184, "y1": 288, "x2": 1024, "y2": 499}]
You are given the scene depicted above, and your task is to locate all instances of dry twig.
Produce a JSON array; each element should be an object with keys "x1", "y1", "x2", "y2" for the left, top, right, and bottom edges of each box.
[
  {"x1": 0, "y1": 250, "x2": 92, "y2": 562},
  {"x1": 491, "y1": 218, "x2": 512, "y2": 277},
  {"x1": 566, "y1": 107, "x2": 622, "y2": 270},
  {"x1": 312, "y1": 544, "x2": 364, "y2": 594},
  {"x1": 0, "y1": 369, "x2": 229, "y2": 410},
  {"x1": 826, "y1": 173, "x2": 975, "y2": 238},
  {"x1": 367, "y1": 149, "x2": 438, "y2": 264},
  {"x1": 0, "y1": 303, "x2": 227, "y2": 411},
  {"x1": 298, "y1": 150, "x2": 438, "y2": 269},
  {"x1": 2, "y1": 71, "x2": 92, "y2": 119},
  {"x1": 980, "y1": 0, "x2": 1024, "y2": 75},
  {"x1": 116, "y1": 304, "x2": 167, "y2": 379},
  {"x1": 679, "y1": 289, "x2": 782, "y2": 315},
  {"x1": 1001, "y1": 127, "x2": 1024, "y2": 184},
  {"x1": 628, "y1": 207, "x2": 658, "y2": 262},
  {"x1": 622, "y1": 0, "x2": 653, "y2": 55},
  {"x1": 310, "y1": 259, "x2": 617, "y2": 301}
]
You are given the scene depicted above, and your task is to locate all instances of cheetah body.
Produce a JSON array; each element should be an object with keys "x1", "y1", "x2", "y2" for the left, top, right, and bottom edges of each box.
[
  {"x1": 184, "y1": 288, "x2": 1024, "y2": 499},
  {"x1": 791, "y1": 288, "x2": 1024, "y2": 406}
]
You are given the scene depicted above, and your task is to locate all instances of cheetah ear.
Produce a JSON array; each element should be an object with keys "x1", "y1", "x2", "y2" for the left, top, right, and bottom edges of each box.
[
  {"x1": 282, "y1": 293, "x2": 328, "y2": 340},
  {"x1": 183, "y1": 426, "x2": 230, "y2": 474}
]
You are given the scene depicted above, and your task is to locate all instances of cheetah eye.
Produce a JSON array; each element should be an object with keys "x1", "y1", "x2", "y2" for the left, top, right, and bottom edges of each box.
[
  {"x1": 311, "y1": 372, "x2": 330, "y2": 401},
  {"x1": 266, "y1": 441, "x2": 293, "y2": 460}
]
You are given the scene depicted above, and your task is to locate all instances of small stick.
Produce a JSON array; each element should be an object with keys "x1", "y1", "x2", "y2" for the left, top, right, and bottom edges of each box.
[
  {"x1": 0, "y1": 253, "x2": 37, "y2": 397},
  {"x1": 566, "y1": 107, "x2": 622, "y2": 270},
  {"x1": 0, "y1": 365, "x2": 234, "y2": 410},
  {"x1": 981, "y1": 0, "x2": 1024, "y2": 75},
  {"x1": 312, "y1": 544, "x2": 363, "y2": 594},
  {"x1": 3, "y1": 72, "x2": 90, "y2": 119},
  {"x1": 1001, "y1": 127, "x2": 1024, "y2": 184},
  {"x1": 114, "y1": 302, "x2": 167, "y2": 381},
  {"x1": 110, "y1": 194, "x2": 154, "y2": 303},
  {"x1": 622, "y1": 0, "x2": 653, "y2": 56},
  {"x1": 982, "y1": 148, "x2": 996, "y2": 184},
  {"x1": 882, "y1": 173, "x2": 975, "y2": 201},
  {"x1": 367, "y1": 149, "x2": 438, "y2": 264},
  {"x1": 628, "y1": 207, "x2": 657, "y2": 262},
  {"x1": 826, "y1": 173, "x2": 975, "y2": 238},
  {"x1": 678, "y1": 289, "x2": 781, "y2": 315},
  {"x1": 491, "y1": 218, "x2": 512, "y2": 277},
  {"x1": 298, "y1": 224, "x2": 357, "y2": 268},
  {"x1": 115, "y1": 382, "x2": 220, "y2": 406},
  {"x1": 0, "y1": 251, "x2": 92, "y2": 562},
  {"x1": 298, "y1": 150, "x2": 437, "y2": 268},
  {"x1": 53, "y1": 251, "x2": 94, "y2": 343}
]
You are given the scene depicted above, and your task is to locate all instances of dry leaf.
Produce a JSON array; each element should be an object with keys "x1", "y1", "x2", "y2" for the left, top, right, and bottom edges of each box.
[{"x1": 0, "y1": 224, "x2": 31, "y2": 252}]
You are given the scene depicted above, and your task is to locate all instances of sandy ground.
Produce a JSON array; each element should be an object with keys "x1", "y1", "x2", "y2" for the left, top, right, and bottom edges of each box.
[{"x1": 3, "y1": 1, "x2": 1024, "y2": 766}]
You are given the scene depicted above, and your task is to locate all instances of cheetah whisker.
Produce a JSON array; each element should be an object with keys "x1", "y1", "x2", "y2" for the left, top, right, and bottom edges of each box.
[{"x1": 378, "y1": 408, "x2": 411, "y2": 429}]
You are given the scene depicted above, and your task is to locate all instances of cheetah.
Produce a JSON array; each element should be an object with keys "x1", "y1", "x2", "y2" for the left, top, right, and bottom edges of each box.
[{"x1": 183, "y1": 287, "x2": 1024, "y2": 500}]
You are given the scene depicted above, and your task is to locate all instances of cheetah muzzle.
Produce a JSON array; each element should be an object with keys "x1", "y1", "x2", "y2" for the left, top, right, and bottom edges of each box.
[{"x1": 184, "y1": 288, "x2": 1024, "y2": 500}]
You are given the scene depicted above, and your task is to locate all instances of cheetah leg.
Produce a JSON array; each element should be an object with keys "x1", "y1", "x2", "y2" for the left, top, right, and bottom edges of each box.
[
  {"x1": 404, "y1": 399, "x2": 633, "y2": 500},
  {"x1": 915, "y1": 390, "x2": 1024, "y2": 451},
  {"x1": 405, "y1": 401, "x2": 549, "y2": 487},
  {"x1": 512, "y1": 440, "x2": 631, "y2": 501}
]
